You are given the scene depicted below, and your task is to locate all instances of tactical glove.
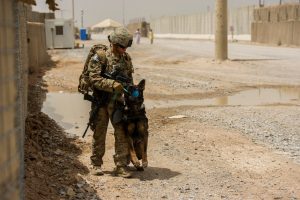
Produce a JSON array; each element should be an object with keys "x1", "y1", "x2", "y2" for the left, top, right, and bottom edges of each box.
[
  {"x1": 113, "y1": 82, "x2": 123, "y2": 93},
  {"x1": 78, "y1": 78, "x2": 90, "y2": 93}
]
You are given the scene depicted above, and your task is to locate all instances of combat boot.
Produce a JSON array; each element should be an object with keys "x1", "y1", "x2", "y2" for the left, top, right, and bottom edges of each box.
[
  {"x1": 114, "y1": 166, "x2": 132, "y2": 178},
  {"x1": 90, "y1": 166, "x2": 104, "y2": 176}
]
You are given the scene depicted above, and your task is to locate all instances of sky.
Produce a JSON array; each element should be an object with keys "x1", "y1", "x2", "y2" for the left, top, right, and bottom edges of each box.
[{"x1": 33, "y1": 0, "x2": 299, "y2": 28}]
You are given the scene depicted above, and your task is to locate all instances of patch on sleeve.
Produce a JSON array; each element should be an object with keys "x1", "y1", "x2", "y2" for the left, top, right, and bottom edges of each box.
[
  {"x1": 92, "y1": 54, "x2": 99, "y2": 62},
  {"x1": 96, "y1": 50, "x2": 107, "y2": 62}
]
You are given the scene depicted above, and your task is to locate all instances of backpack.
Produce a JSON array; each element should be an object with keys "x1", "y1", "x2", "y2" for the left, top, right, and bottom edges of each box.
[{"x1": 78, "y1": 44, "x2": 108, "y2": 94}]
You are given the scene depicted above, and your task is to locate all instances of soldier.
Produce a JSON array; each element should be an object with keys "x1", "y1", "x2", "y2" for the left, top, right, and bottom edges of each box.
[{"x1": 82, "y1": 27, "x2": 134, "y2": 178}]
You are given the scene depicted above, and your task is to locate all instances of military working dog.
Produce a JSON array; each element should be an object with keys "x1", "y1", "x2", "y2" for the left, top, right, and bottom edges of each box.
[{"x1": 115, "y1": 79, "x2": 149, "y2": 170}]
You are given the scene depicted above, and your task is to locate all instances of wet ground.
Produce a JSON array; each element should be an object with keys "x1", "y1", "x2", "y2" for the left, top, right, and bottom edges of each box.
[
  {"x1": 42, "y1": 87, "x2": 300, "y2": 137},
  {"x1": 27, "y1": 38, "x2": 300, "y2": 199}
]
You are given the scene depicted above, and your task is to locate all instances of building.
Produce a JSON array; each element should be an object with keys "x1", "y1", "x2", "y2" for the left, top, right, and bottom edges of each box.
[{"x1": 45, "y1": 18, "x2": 75, "y2": 49}]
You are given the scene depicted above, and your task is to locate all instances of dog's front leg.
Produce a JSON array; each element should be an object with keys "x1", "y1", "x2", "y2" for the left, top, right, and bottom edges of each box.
[
  {"x1": 139, "y1": 141, "x2": 148, "y2": 168},
  {"x1": 127, "y1": 123, "x2": 142, "y2": 170},
  {"x1": 128, "y1": 137, "x2": 142, "y2": 170},
  {"x1": 138, "y1": 120, "x2": 149, "y2": 168}
]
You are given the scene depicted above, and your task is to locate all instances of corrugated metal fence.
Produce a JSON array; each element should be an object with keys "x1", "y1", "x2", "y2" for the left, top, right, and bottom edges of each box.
[{"x1": 0, "y1": 0, "x2": 25, "y2": 199}]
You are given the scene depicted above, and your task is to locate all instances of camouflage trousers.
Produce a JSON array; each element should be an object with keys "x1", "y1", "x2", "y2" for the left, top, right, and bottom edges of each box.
[{"x1": 90, "y1": 102, "x2": 129, "y2": 167}]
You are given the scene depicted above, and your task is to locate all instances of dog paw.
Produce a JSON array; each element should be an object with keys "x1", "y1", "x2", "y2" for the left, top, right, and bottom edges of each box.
[
  {"x1": 134, "y1": 162, "x2": 144, "y2": 171},
  {"x1": 133, "y1": 161, "x2": 141, "y2": 168},
  {"x1": 142, "y1": 161, "x2": 148, "y2": 168}
]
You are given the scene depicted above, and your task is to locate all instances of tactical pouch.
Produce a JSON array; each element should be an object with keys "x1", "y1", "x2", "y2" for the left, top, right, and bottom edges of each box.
[{"x1": 112, "y1": 108, "x2": 123, "y2": 124}]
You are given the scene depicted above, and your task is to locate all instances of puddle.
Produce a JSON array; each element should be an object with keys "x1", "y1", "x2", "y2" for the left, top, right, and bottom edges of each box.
[
  {"x1": 146, "y1": 88, "x2": 300, "y2": 109},
  {"x1": 42, "y1": 88, "x2": 299, "y2": 135},
  {"x1": 42, "y1": 93, "x2": 92, "y2": 137}
]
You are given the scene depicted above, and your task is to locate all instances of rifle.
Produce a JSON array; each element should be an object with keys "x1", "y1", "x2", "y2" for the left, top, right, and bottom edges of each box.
[
  {"x1": 103, "y1": 69, "x2": 132, "y2": 87},
  {"x1": 81, "y1": 71, "x2": 132, "y2": 138},
  {"x1": 82, "y1": 93, "x2": 101, "y2": 138}
]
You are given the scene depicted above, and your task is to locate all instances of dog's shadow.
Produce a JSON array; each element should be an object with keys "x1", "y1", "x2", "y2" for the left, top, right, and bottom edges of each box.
[
  {"x1": 105, "y1": 166, "x2": 181, "y2": 181},
  {"x1": 133, "y1": 166, "x2": 181, "y2": 181}
]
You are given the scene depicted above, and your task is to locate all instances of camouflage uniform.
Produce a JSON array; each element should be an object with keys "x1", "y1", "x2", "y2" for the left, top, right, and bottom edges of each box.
[{"x1": 87, "y1": 44, "x2": 134, "y2": 168}]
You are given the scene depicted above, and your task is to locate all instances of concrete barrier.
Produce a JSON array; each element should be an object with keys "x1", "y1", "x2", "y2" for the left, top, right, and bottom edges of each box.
[
  {"x1": 293, "y1": 21, "x2": 300, "y2": 46},
  {"x1": 260, "y1": 8, "x2": 270, "y2": 22},
  {"x1": 252, "y1": 21, "x2": 296, "y2": 46},
  {"x1": 150, "y1": 6, "x2": 254, "y2": 35},
  {"x1": 252, "y1": 4, "x2": 300, "y2": 46},
  {"x1": 278, "y1": 6, "x2": 288, "y2": 22},
  {"x1": 27, "y1": 22, "x2": 49, "y2": 73},
  {"x1": 297, "y1": 5, "x2": 300, "y2": 20},
  {"x1": 253, "y1": 9, "x2": 260, "y2": 22},
  {"x1": 287, "y1": 4, "x2": 297, "y2": 21},
  {"x1": 270, "y1": 7, "x2": 279, "y2": 22}
]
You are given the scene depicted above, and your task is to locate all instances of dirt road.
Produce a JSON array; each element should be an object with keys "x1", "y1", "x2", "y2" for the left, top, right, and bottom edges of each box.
[{"x1": 25, "y1": 39, "x2": 300, "y2": 199}]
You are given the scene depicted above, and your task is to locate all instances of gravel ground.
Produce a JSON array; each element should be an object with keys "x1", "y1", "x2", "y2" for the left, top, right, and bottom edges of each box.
[
  {"x1": 26, "y1": 38, "x2": 300, "y2": 199},
  {"x1": 183, "y1": 105, "x2": 300, "y2": 163}
]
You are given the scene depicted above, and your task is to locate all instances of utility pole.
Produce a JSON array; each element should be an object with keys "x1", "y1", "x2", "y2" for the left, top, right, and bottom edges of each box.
[
  {"x1": 122, "y1": 0, "x2": 125, "y2": 25},
  {"x1": 81, "y1": 9, "x2": 84, "y2": 28},
  {"x1": 215, "y1": 0, "x2": 228, "y2": 61},
  {"x1": 72, "y1": 0, "x2": 75, "y2": 22},
  {"x1": 72, "y1": 0, "x2": 75, "y2": 48}
]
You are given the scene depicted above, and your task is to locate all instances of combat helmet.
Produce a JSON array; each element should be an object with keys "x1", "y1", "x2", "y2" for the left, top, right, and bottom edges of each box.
[{"x1": 108, "y1": 27, "x2": 133, "y2": 48}]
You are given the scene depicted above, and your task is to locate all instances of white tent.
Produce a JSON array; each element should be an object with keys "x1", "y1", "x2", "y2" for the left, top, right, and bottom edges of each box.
[{"x1": 91, "y1": 19, "x2": 122, "y2": 33}]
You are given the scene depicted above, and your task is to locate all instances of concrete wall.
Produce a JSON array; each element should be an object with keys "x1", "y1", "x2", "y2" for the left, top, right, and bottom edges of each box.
[
  {"x1": 27, "y1": 22, "x2": 49, "y2": 72},
  {"x1": 29, "y1": 11, "x2": 55, "y2": 23},
  {"x1": 0, "y1": 1, "x2": 51, "y2": 199},
  {"x1": 252, "y1": 4, "x2": 300, "y2": 46},
  {"x1": 127, "y1": 21, "x2": 150, "y2": 37},
  {"x1": 150, "y1": 6, "x2": 254, "y2": 36},
  {"x1": 18, "y1": 2, "x2": 29, "y2": 125},
  {"x1": 0, "y1": 0, "x2": 23, "y2": 199}
]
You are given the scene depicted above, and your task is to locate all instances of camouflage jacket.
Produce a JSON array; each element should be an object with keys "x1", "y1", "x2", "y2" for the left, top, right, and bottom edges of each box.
[{"x1": 87, "y1": 46, "x2": 134, "y2": 94}]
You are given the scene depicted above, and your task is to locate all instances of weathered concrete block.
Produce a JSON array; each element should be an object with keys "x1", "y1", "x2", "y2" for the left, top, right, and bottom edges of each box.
[
  {"x1": 278, "y1": 6, "x2": 288, "y2": 22},
  {"x1": 293, "y1": 21, "x2": 300, "y2": 46},
  {"x1": 269, "y1": 7, "x2": 279, "y2": 23},
  {"x1": 251, "y1": 23, "x2": 257, "y2": 42},
  {"x1": 260, "y1": 8, "x2": 270, "y2": 22},
  {"x1": 297, "y1": 5, "x2": 300, "y2": 20},
  {"x1": 253, "y1": 9, "x2": 260, "y2": 22},
  {"x1": 27, "y1": 22, "x2": 48, "y2": 73},
  {"x1": 251, "y1": 21, "x2": 296, "y2": 46},
  {"x1": 287, "y1": 4, "x2": 297, "y2": 21},
  {"x1": 276, "y1": 21, "x2": 294, "y2": 45}
]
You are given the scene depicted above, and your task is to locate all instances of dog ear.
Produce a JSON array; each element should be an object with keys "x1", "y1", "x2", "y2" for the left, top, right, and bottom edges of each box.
[{"x1": 138, "y1": 79, "x2": 145, "y2": 91}]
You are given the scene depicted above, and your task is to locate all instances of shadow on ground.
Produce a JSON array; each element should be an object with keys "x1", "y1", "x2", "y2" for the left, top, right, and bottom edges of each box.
[
  {"x1": 231, "y1": 58, "x2": 280, "y2": 62},
  {"x1": 104, "y1": 166, "x2": 181, "y2": 181},
  {"x1": 131, "y1": 166, "x2": 181, "y2": 181}
]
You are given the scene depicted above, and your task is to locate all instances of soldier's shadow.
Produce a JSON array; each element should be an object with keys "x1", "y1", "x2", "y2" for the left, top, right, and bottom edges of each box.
[{"x1": 105, "y1": 166, "x2": 181, "y2": 181}]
